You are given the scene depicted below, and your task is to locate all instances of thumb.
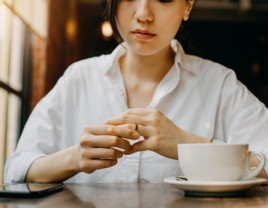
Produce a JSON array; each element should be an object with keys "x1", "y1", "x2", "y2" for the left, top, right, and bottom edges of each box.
[{"x1": 123, "y1": 140, "x2": 149, "y2": 155}]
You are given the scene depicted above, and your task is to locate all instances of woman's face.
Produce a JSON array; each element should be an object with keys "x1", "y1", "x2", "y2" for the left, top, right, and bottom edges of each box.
[{"x1": 116, "y1": 0, "x2": 194, "y2": 56}]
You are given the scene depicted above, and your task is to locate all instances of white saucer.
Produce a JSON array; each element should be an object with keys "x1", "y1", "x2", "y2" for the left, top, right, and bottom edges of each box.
[{"x1": 164, "y1": 177, "x2": 267, "y2": 197}]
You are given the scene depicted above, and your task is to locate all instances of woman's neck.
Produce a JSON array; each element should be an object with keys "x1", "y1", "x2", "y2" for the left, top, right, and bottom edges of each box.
[{"x1": 119, "y1": 44, "x2": 175, "y2": 84}]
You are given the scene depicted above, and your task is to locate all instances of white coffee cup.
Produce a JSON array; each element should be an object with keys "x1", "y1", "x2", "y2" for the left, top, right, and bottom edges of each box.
[{"x1": 178, "y1": 144, "x2": 266, "y2": 182}]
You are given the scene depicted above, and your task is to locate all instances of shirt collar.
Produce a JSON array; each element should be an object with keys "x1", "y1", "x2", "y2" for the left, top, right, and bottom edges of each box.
[
  {"x1": 171, "y1": 39, "x2": 197, "y2": 75},
  {"x1": 104, "y1": 39, "x2": 197, "y2": 77}
]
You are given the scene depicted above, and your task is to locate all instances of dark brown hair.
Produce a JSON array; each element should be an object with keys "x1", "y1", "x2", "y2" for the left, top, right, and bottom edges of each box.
[
  {"x1": 106, "y1": 0, "x2": 123, "y2": 43},
  {"x1": 105, "y1": 0, "x2": 191, "y2": 46}
]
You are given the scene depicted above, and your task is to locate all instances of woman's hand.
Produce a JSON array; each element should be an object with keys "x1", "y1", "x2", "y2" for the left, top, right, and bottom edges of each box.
[
  {"x1": 103, "y1": 109, "x2": 210, "y2": 160},
  {"x1": 75, "y1": 124, "x2": 140, "y2": 174}
]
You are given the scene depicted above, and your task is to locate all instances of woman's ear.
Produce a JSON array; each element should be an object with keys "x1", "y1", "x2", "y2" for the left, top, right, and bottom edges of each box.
[{"x1": 183, "y1": 0, "x2": 195, "y2": 21}]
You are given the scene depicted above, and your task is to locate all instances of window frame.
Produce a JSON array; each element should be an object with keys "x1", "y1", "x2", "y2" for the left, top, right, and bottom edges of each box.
[{"x1": 0, "y1": 8, "x2": 33, "y2": 182}]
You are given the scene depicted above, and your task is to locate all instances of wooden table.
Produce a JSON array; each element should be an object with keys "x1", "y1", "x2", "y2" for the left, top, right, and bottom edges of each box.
[{"x1": 0, "y1": 183, "x2": 268, "y2": 208}]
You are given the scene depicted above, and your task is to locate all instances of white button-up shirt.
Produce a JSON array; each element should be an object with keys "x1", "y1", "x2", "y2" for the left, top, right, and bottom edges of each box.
[{"x1": 4, "y1": 40, "x2": 268, "y2": 183}]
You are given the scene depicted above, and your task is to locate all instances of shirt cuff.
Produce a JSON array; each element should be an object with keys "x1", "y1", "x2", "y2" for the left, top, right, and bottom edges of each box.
[{"x1": 4, "y1": 152, "x2": 46, "y2": 183}]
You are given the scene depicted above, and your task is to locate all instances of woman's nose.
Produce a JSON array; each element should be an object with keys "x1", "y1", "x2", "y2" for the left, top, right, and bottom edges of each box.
[{"x1": 134, "y1": 0, "x2": 153, "y2": 22}]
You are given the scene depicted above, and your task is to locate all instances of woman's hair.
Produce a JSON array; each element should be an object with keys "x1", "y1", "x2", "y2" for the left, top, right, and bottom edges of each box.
[
  {"x1": 105, "y1": 0, "x2": 191, "y2": 47},
  {"x1": 106, "y1": 0, "x2": 123, "y2": 43}
]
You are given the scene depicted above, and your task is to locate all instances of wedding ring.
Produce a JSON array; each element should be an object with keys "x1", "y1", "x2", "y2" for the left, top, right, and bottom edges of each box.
[{"x1": 135, "y1": 124, "x2": 138, "y2": 131}]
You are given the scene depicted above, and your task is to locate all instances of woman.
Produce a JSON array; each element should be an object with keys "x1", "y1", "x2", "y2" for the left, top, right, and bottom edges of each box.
[{"x1": 4, "y1": 0, "x2": 268, "y2": 183}]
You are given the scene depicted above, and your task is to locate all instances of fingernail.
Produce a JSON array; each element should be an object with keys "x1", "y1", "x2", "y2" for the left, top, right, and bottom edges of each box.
[
  {"x1": 102, "y1": 120, "x2": 108, "y2": 124},
  {"x1": 133, "y1": 132, "x2": 140, "y2": 139}
]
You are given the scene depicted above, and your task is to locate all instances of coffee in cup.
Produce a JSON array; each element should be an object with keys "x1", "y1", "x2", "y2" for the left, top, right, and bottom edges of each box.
[{"x1": 178, "y1": 144, "x2": 266, "y2": 182}]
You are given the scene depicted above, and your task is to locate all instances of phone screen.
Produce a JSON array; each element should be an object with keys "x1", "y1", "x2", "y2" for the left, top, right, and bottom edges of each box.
[{"x1": 0, "y1": 184, "x2": 62, "y2": 193}]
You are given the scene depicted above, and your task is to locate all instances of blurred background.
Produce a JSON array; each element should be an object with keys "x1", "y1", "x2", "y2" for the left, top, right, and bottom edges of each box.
[{"x1": 0, "y1": 0, "x2": 268, "y2": 183}]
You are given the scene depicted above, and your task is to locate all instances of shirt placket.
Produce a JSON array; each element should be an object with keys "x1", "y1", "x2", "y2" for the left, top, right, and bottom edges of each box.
[
  {"x1": 147, "y1": 64, "x2": 181, "y2": 109},
  {"x1": 138, "y1": 64, "x2": 181, "y2": 182},
  {"x1": 108, "y1": 63, "x2": 141, "y2": 183}
]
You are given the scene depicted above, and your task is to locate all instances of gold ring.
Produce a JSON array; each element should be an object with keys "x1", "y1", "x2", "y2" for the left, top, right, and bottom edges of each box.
[{"x1": 135, "y1": 124, "x2": 138, "y2": 131}]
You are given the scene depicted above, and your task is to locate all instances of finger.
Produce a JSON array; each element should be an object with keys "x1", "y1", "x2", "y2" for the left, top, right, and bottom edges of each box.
[
  {"x1": 85, "y1": 124, "x2": 140, "y2": 140},
  {"x1": 134, "y1": 125, "x2": 151, "y2": 137},
  {"x1": 125, "y1": 108, "x2": 153, "y2": 116},
  {"x1": 123, "y1": 140, "x2": 149, "y2": 155},
  {"x1": 103, "y1": 115, "x2": 149, "y2": 126},
  {"x1": 117, "y1": 124, "x2": 136, "y2": 131},
  {"x1": 81, "y1": 159, "x2": 118, "y2": 173},
  {"x1": 117, "y1": 124, "x2": 151, "y2": 138},
  {"x1": 81, "y1": 148, "x2": 123, "y2": 159},
  {"x1": 82, "y1": 135, "x2": 131, "y2": 150}
]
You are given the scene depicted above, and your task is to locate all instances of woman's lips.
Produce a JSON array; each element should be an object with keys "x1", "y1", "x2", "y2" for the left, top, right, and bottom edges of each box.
[{"x1": 132, "y1": 29, "x2": 156, "y2": 40}]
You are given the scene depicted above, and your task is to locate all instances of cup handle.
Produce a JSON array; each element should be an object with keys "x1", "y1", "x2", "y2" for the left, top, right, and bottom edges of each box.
[{"x1": 241, "y1": 150, "x2": 266, "y2": 180}]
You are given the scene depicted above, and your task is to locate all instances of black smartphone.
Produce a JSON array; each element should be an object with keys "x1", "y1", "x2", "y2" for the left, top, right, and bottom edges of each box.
[{"x1": 0, "y1": 183, "x2": 64, "y2": 197}]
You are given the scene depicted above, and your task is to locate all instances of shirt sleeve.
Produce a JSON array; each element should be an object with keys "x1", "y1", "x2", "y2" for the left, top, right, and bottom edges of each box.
[
  {"x1": 4, "y1": 70, "x2": 67, "y2": 183},
  {"x1": 217, "y1": 69, "x2": 268, "y2": 175}
]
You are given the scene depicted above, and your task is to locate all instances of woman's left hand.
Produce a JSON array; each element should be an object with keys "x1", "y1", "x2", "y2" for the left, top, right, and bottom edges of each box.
[{"x1": 103, "y1": 108, "x2": 188, "y2": 160}]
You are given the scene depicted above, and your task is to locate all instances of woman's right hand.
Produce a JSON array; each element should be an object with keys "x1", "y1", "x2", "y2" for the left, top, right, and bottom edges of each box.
[{"x1": 75, "y1": 124, "x2": 140, "y2": 174}]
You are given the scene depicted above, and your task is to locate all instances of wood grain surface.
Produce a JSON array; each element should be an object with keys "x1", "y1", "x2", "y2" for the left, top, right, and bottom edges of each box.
[{"x1": 0, "y1": 183, "x2": 268, "y2": 208}]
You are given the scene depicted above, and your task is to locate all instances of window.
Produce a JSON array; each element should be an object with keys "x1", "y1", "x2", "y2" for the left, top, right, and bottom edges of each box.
[
  {"x1": 0, "y1": 3, "x2": 32, "y2": 183},
  {"x1": 0, "y1": 0, "x2": 49, "y2": 183}
]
